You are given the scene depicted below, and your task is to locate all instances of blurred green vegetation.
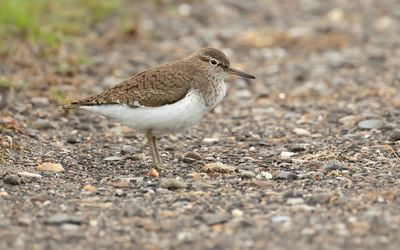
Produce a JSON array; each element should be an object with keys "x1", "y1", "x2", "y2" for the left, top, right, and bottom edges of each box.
[{"x1": 0, "y1": 0, "x2": 126, "y2": 45}]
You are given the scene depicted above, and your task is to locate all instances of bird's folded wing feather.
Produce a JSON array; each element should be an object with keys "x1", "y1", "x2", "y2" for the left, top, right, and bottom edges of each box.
[{"x1": 65, "y1": 65, "x2": 191, "y2": 109}]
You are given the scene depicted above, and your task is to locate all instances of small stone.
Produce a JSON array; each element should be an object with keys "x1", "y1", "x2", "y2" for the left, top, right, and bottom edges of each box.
[
  {"x1": 160, "y1": 178, "x2": 187, "y2": 189},
  {"x1": 17, "y1": 217, "x2": 32, "y2": 226},
  {"x1": 289, "y1": 144, "x2": 307, "y2": 152},
  {"x1": 275, "y1": 171, "x2": 298, "y2": 181},
  {"x1": 280, "y1": 151, "x2": 295, "y2": 159},
  {"x1": 184, "y1": 152, "x2": 202, "y2": 160},
  {"x1": 66, "y1": 137, "x2": 80, "y2": 144},
  {"x1": 45, "y1": 213, "x2": 82, "y2": 225},
  {"x1": 103, "y1": 156, "x2": 123, "y2": 161},
  {"x1": 0, "y1": 191, "x2": 9, "y2": 197},
  {"x1": 33, "y1": 119, "x2": 54, "y2": 129},
  {"x1": 149, "y1": 168, "x2": 159, "y2": 178},
  {"x1": 389, "y1": 129, "x2": 400, "y2": 141},
  {"x1": 114, "y1": 189, "x2": 126, "y2": 197},
  {"x1": 30, "y1": 97, "x2": 49, "y2": 107},
  {"x1": 240, "y1": 171, "x2": 256, "y2": 179},
  {"x1": 231, "y1": 209, "x2": 244, "y2": 218},
  {"x1": 203, "y1": 138, "x2": 219, "y2": 143},
  {"x1": 357, "y1": 119, "x2": 383, "y2": 130},
  {"x1": 83, "y1": 185, "x2": 97, "y2": 192},
  {"x1": 271, "y1": 215, "x2": 290, "y2": 223},
  {"x1": 30, "y1": 193, "x2": 48, "y2": 202},
  {"x1": 339, "y1": 115, "x2": 361, "y2": 126},
  {"x1": 286, "y1": 197, "x2": 305, "y2": 205},
  {"x1": 202, "y1": 162, "x2": 236, "y2": 173},
  {"x1": 121, "y1": 145, "x2": 135, "y2": 154},
  {"x1": 324, "y1": 161, "x2": 346, "y2": 171},
  {"x1": 37, "y1": 162, "x2": 64, "y2": 173},
  {"x1": 260, "y1": 171, "x2": 273, "y2": 180},
  {"x1": 61, "y1": 223, "x2": 80, "y2": 231},
  {"x1": 252, "y1": 180, "x2": 274, "y2": 188},
  {"x1": 192, "y1": 181, "x2": 215, "y2": 190},
  {"x1": 111, "y1": 180, "x2": 130, "y2": 188},
  {"x1": 202, "y1": 213, "x2": 231, "y2": 225},
  {"x1": 3, "y1": 174, "x2": 21, "y2": 185},
  {"x1": 17, "y1": 171, "x2": 43, "y2": 178},
  {"x1": 292, "y1": 128, "x2": 311, "y2": 137}
]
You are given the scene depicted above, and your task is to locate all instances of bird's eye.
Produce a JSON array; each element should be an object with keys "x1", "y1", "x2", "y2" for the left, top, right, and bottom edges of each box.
[{"x1": 209, "y1": 59, "x2": 218, "y2": 66}]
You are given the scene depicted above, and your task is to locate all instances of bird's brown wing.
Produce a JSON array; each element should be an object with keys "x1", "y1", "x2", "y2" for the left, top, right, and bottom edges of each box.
[{"x1": 66, "y1": 64, "x2": 191, "y2": 109}]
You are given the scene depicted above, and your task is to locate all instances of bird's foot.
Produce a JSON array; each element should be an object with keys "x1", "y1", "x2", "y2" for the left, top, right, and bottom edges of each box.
[{"x1": 152, "y1": 163, "x2": 166, "y2": 171}]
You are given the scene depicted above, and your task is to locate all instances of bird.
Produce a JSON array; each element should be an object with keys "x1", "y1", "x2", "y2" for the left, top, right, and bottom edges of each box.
[{"x1": 64, "y1": 47, "x2": 255, "y2": 170}]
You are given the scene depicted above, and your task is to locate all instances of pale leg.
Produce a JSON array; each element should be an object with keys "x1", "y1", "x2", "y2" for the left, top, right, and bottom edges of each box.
[
  {"x1": 145, "y1": 131, "x2": 164, "y2": 170},
  {"x1": 151, "y1": 136, "x2": 162, "y2": 165}
]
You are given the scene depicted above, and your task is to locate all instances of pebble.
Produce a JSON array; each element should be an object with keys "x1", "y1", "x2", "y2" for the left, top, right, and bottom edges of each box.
[
  {"x1": 45, "y1": 213, "x2": 82, "y2": 225},
  {"x1": 259, "y1": 171, "x2": 273, "y2": 180},
  {"x1": 231, "y1": 209, "x2": 244, "y2": 218},
  {"x1": 192, "y1": 181, "x2": 215, "y2": 190},
  {"x1": 324, "y1": 161, "x2": 347, "y2": 171},
  {"x1": 114, "y1": 189, "x2": 126, "y2": 197},
  {"x1": 202, "y1": 138, "x2": 219, "y2": 143},
  {"x1": 61, "y1": 223, "x2": 80, "y2": 231},
  {"x1": 271, "y1": 215, "x2": 291, "y2": 223},
  {"x1": 17, "y1": 171, "x2": 43, "y2": 179},
  {"x1": 357, "y1": 119, "x2": 383, "y2": 130},
  {"x1": 30, "y1": 97, "x2": 49, "y2": 107},
  {"x1": 286, "y1": 197, "x2": 305, "y2": 205},
  {"x1": 3, "y1": 174, "x2": 21, "y2": 185},
  {"x1": 202, "y1": 213, "x2": 231, "y2": 225},
  {"x1": 275, "y1": 171, "x2": 298, "y2": 181},
  {"x1": 37, "y1": 162, "x2": 65, "y2": 173},
  {"x1": 17, "y1": 217, "x2": 32, "y2": 226},
  {"x1": 33, "y1": 119, "x2": 54, "y2": 129},
  {"x1": 0, "y1": 191, "x2": 9, "y2": 197},
  {"x1": 66, "y1": 137, "x2": 80, "y2": 144},
  {"x1": 121, "y1": 145, "x2": 135, "y2": 154},
  {"x1": 280, "y1": 151, "x2": 295, "y2": 159},
  {"x1": 159, "y1": 178, "x2": 187, "y2": 189},
  {"x1": 184, "y1": 152, "x2": 202, "y2": 160},
  {"x1": 240, "y1": 171, "x2": 256, "y2": 179},
  {"x1": 292, "y1": 128, "x2": 311, "y2": 137},
  {"x1": 202, "y1": 162, "x2": 236, "y2": 173},
  {"x1": 149, "y1": 168, "x2": 159, "y2": 178},
  {"x1": 289, "y1": 144, "x2": 307, "y2": 152},
  {"x1": 252, "y1": 180, "x2": 274, "y2": 188},
  {"x1": 83, "y1": 185, "x2": 97, "y2": 192},
  {"x1": 389, "y1": 129, "x2": 400, "y2": 141},
  {"x1": 103, "y1": 156, "x2": 123, "y2": 161}
]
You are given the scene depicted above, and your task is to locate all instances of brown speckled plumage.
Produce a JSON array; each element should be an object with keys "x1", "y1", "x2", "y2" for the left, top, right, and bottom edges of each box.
[{"x1": 66, "y1": 47, "x2": 232, "y2": 109}]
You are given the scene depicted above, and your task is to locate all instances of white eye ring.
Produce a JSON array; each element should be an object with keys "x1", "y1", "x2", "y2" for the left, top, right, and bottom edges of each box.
[{"x1": 209, "y1": 59, "x2": 218, "y2": 66}]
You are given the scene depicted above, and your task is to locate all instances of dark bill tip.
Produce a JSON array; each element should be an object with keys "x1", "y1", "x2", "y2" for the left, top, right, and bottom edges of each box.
[{"x1": 227, "y1": 67, "x2": 256, "y2": 79}]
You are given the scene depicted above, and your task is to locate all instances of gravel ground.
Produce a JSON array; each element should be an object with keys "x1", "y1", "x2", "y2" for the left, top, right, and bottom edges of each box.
[{"x1": 1, "y1": 1, "x2": 400, "y2": 249}]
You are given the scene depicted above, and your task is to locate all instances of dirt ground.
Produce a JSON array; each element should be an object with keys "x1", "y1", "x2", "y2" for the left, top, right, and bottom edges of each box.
[{"x1": 1, "y1": 1, "x2": 399, "y2": 249}]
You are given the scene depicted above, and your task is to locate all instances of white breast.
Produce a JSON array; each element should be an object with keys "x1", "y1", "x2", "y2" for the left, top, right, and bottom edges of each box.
[{"x1": 81, "y1": 82, "x2": 226, "y2": 136}]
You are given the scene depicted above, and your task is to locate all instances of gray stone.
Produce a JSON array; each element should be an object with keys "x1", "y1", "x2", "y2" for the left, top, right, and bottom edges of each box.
[
  {"x1": 3, "y1": 174, "x2": 21, "y2": 185},
  {"x1": 324, "y1": 161, "x2": 347, "y2": 171},
  {"x1": 103, "y1": 156, "x2": 123, "y2": 161},
  {"x1": 389, "y1": 129, "x2": 400, "y2": 141},
  {"x1": 121, "y1": 145, "x2": 135, "y2": 154},
  {"x1": 357, "y1": 119, "x2": 383, "y2": 130},
  {"x1": 275, "y1": 171, "x2": 298, "y2": 181},
  {"x1": 45, "y1": 213, "x2": 82, "y2": 225},
  {"x1": 202, "y1": 213, "x2": 231, "y2": 225},
  {"x1": 33, "y1": 119, "x2": 54, "y2": 129},
  {"x1": 160, "y1": 178, "x2": 187, "y2": 189},
  {"x1": 240, "y1": 171, "x2": 256, "y2": 179}
]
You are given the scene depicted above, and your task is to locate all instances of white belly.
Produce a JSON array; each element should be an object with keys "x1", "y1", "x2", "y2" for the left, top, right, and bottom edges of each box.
[{"x1": 81, "y1": 84, "x2": 226, "y2": 136}]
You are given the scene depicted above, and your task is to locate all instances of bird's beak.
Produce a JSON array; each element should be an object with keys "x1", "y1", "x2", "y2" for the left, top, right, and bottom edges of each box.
[{"x1": 226, "y1": 67, "x2": 256, "y2": 79}]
